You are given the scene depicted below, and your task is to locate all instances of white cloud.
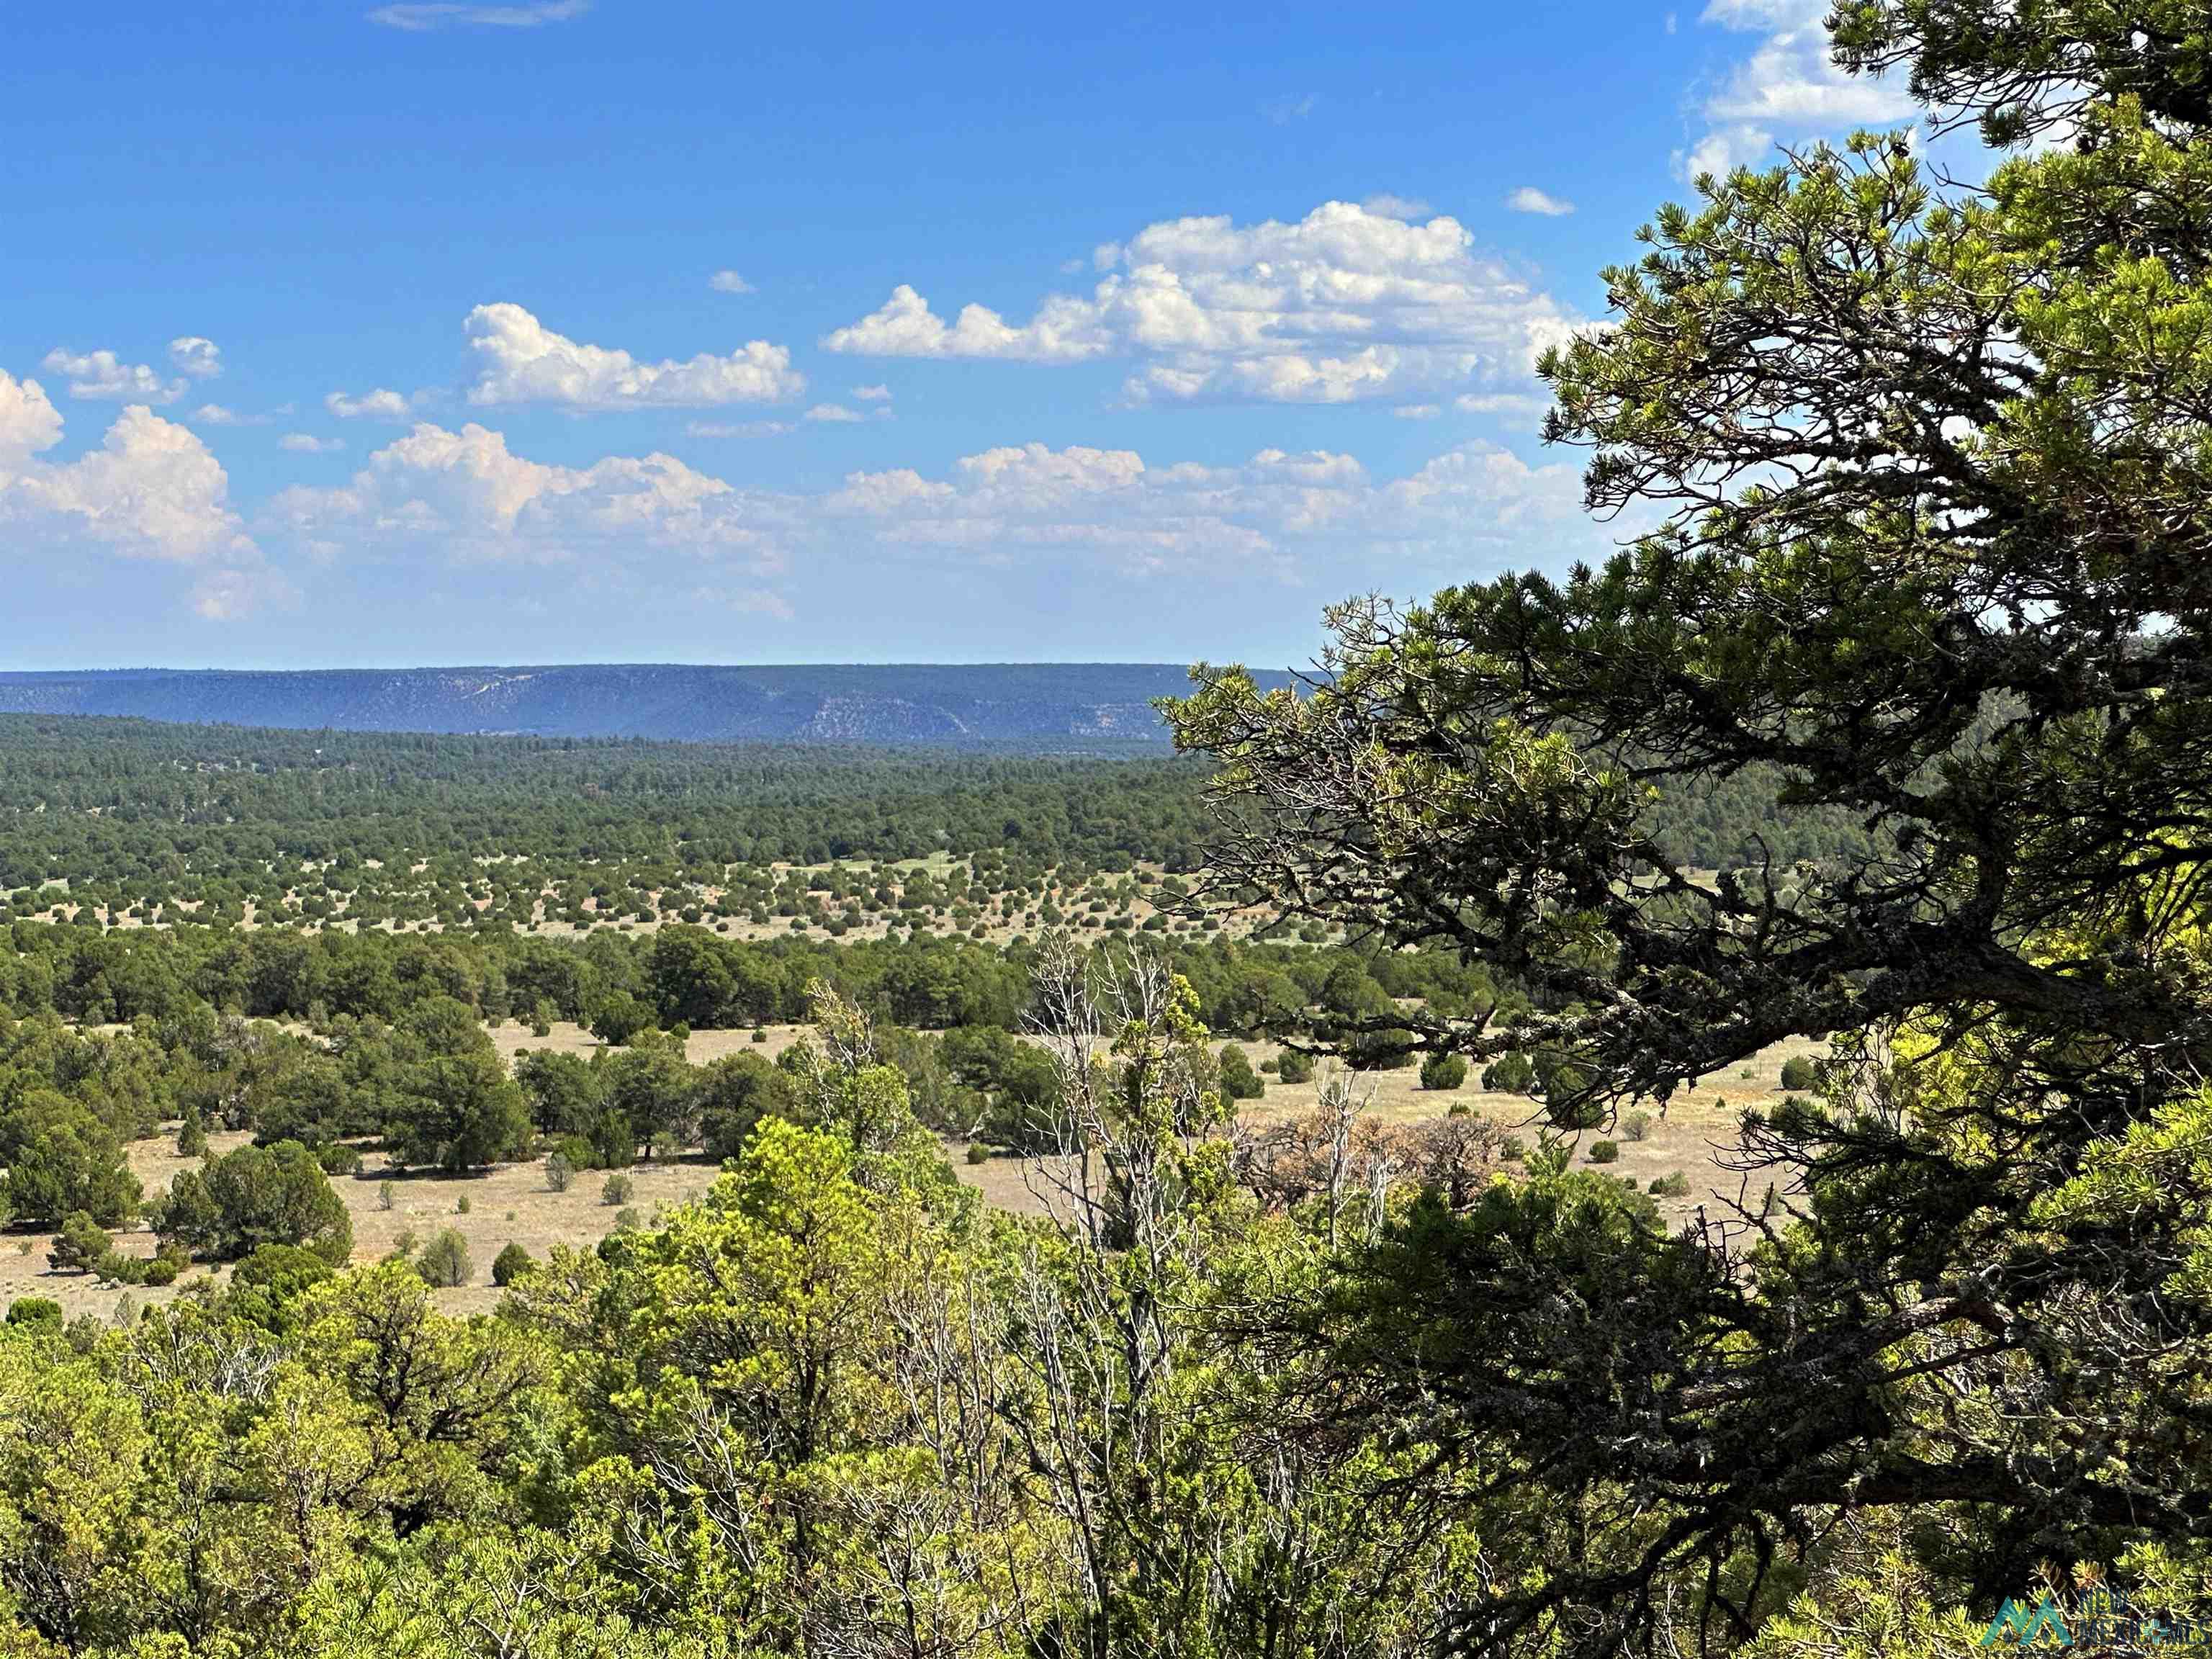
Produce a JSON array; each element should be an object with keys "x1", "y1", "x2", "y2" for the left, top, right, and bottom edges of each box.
[
  {"x1": 268, "y1": 421, "x2": 782, "y2": 577},
  {"x1": 279, "y1": 433, "x2": 346, "y2": 454},
  {"x1": 709, "y1": 269, "x2": 755, "y2": 294},
  {"x1": 824, "y1": 199, "x2": 1584, "y2": 407},
  {"x1": 1683, "y1": 0, "x2": 1917, "y2": 177},
  {"x1": 0, "y1": 370, "x2": 277, "y2": 617},
  {"x1": 817, "y1": 436, "x2": 1593, "y2": 574},
  {"x1": 0, "y1": 372, "x2": 65, "y2": 472},
  {"x1": 686, "y1": 419, "x2": 793, "y2": 438},
  {"x1": 1455, "y1": 390, "x2": 1552, "y2": 418},
  {"x1": 1392, "y1": 403, "x2": 1442, "y2": 419},
  {"x1": 367, "y1": 0, "x2": 586, "y2": 29},
  {"x1": 1508, "y1": 186, "x2": 1575, "y2": 216},
  {"x1": 464, "y1": 302, "x2": 805, "y2": 409},
  {"x1": 168, "y1": 336, "x2": 222, "y2": 378},
  {"x1": 190, "y1": 404, "x2": 243, "y2": 426},
  {"x1": 803, "y1": 403, "x2": 863, "y2": 424},
  {"x1": 257, "y1": 409, "x2": 1603, "y2": 606},
  {"x1": 851, "y1": 384, "x2": 892, "y2": 402},
  {"x1": 1361, "y1": 193, "x2": 1433, "y2": 220},
  {"x1": 823, "y1": 284, "x2": 1110, "y2": 366},
  {"x1": 40, "y1": 348, "x2": 186, "y2": 404},
  {"x1": 326, "y1": 387, "x2": 417, "y2": 421}
]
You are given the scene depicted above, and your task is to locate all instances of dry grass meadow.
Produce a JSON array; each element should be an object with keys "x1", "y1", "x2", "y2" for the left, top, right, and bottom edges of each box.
[{"x1": 0, "y1": 1018, "x2": 1824, "y2": 1321}]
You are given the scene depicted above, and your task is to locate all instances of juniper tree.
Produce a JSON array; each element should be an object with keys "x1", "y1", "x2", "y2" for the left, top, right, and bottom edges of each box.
[{"x1": 1172, "y1": 4, "x2": 2212, "y2": 1650}]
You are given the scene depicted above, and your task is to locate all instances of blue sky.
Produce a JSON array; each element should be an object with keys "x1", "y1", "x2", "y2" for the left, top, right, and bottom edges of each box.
[{"x1": 0, "y1": 0, "x2": 1915, "y2": 669}]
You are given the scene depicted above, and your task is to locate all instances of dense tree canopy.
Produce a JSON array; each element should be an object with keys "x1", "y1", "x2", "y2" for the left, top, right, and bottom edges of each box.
[{"x1": 1170, "y1": 3, "x2": 2212, "y2": 1650}]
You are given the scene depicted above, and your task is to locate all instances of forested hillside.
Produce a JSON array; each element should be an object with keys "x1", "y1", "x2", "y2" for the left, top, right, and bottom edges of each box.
[{"x1": 0, "y1": 714, "x2": 1866, "y2": 930}]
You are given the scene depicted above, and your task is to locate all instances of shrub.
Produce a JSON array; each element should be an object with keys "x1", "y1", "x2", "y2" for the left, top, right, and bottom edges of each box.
[
  {"x1": 153, "y1": 1140, "x2": 354, "y2": 1266},
  {"x1": 0, "y1": 1101, "x2": 141, "y2": 1227},
  {"x1": 1620, "y1": 1110, "x2": 1653, "y2": 1143},
  {"x1": 491, "y1": 1242, "x2": 533, "y2": 1287},
  {"x1": 454, "y1": 1193, "x2": 472, "y2": 1215},
  {"x1": 4, "y1": 1298, "x2": 61, "y2": 1331},
  {"x1": 49, "y1": 1211, "x2": 112, "y2": 1274},
  {"x1": 1649, "y1": 1171, "x2": 1694, "y2": 1198},
  {"x1": 590, "y1": 993, "x2": 653, "y2": 1048},
  {"x1": 176, "y1": 1108, "x2": 208, "y2": 1159},
  {"x1": 1218, "y1": 1045, "x2": 1265, "y2": 1102},
  {"x1": 415, "y1": 1228, "x2": 472, "y2": 1288},
  {"x1": 316, "y1": 1143, "x2": 363, "y2": 1176},
  {"x1": 966, "y1": 1142, "x2": 993, "y2": 1165},
  {"x1": 1419, "y1": 1053, "x2": 1470, "y2": 1092},
  {"x1": 377, "y1": 1180, "x2": 395, "y2": 1212},
  {"x1": 1481, "y1": 1052, "x2": 1538, "y2": 1094},
  {"x1": 544, "y1": 1151, "x2": 575, "y2": 1192},
  {"x1": 1499, "y1": 1136, "x2": 1527, "y2": 1161},
  {"x1": 1275, "y1": 1049, "x2": 1314, "y2": 1084},
  {"x1": 233, "y1": 1242, "x2": 335, "y2": 1300},
  {"x1": 1586, "y1": 1140, "x2": 1622, "y2": 1165},
  {"x1": 1779, "y1": 1055, "x2": 1820, "y2": 1091},
  {"x1": 752, "y1": 1028, "x2": 770, "y2": 1043},
  {"x1": 613, "y1": 1207, "x2": 642, "y2": 1231},
  {"x1": 698, "y1": 1053, "x2": 796, "y2": 1164},
  {"x1": 601, "y1": 1172, "x2": 634, "y2": 1207}
]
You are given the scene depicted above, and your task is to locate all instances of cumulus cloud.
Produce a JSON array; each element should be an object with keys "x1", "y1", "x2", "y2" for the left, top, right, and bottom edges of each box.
[
  {"x1": 254, "y1": 408, "x2": 1600, "y2": 608},
  {"x1": 367, "y1": 1, "x2": 586, "y2": 29},
  {"x1": 190, "y1": 404, "x2": 243, "y2": 426},
  {"x1": 1361, "y1": 193, "x2": 1433, "y2": 220},
  {"x1": 40, "y1": 348, "x2": 186, "y2": 404},
  {"x1": 709, "y1": 269, "x2": 755, "y2": 294},
  {"x1": 1508, "y1": 186, "x2": 1575, "y2": 216},
  {"x1": 0, "y1": 369, "x2": 277, "y2": 617},
  {"x1": 817, "y1": 436, "x2": 1592, "y2": 574},
  {"x1": 279, "y1": 433, "x2": 345, "y2": 454},
  {"x1": 1683, "y1": 0, "x2": 1917, "y2": 177},
  {"x1": 824, "y1": 199, "x2": 1584, "y2": 407},
  {"x1": 463, "y1": 302, "x2": 805, "y2": 409},
  {"x1": 327, "y1": 388, "x2": 417, "y2": 421},
  {"x1": 168, "y1": 337, "x2": 222, "y2": 378},
  {"x1": 0, "y1": 372, "x2": 65, "y2": 471},
  {"x1": 268, "y1": 421, "x2": 783, "y2": 578}
]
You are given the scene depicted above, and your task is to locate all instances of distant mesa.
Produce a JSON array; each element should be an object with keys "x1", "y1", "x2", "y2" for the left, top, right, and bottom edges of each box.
[{"x1": 0, "y1": 664, "x2": 1293, "y2": 748}]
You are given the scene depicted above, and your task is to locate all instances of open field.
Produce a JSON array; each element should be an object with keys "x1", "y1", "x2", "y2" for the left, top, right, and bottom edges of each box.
[{"x1": 2, "y1": 1020, "x2": 1823, "y2": 1320}]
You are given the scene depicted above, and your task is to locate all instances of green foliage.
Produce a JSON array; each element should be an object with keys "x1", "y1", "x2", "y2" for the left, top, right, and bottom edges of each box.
[
  {"x1": 3, "y1": 1298, "x2": 60, "y2": 1330},
  {"x1": 414, "y1": 1227, "x2": 471, "y2": 1287},
  {"x1": 48, "y1": 1210, "x2": 110, "y2": 1274},
  {"x1": 1481, "y1": 1051, "x2": 1537, "y2": 1094},
  {"x1": 600, "y1": 1172, "x2": 633, "y2": 1207},
  {"x1": 1779, "y1": 1055, "x2": 1819, "y2": 1092},
  {"x1": 490, "y1": 1241, "x2": 532, "y2": 1287},
  {"x1": 1218, "y1": 1042, "x2": 1266, "y2": 1100},
  {"x1": 0, "y1": 1098, "x2": 140, "y2": 1227},
  {"x1": 1275, "y1": 1046, "x2": 1313, "y2": 1084},
  {"x1": 154, "y1": 1139, "x2": 354, "y2": 1264},
  {"x1": 1419, "y1": 1051, "x2": 1469, "y2": 1092},
  {"x1": 1585, "y1": 1139, "x2": 1620, "y2": 1165}
]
